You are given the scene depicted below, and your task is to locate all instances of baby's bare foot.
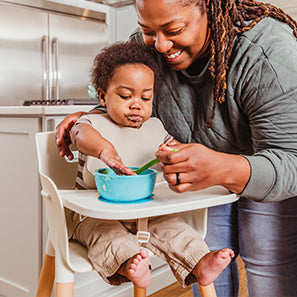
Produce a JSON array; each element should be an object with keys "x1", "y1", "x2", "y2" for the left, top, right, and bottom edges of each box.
[
  {"x1": 119, "y1": 249, "x2": 151, "y2": 288},
  {"x1": 128, "y1": 249, "x2": 151, "y2": 288},
  {"x1": 193, "y1": 248, "x2": 234, "y2": 286}
]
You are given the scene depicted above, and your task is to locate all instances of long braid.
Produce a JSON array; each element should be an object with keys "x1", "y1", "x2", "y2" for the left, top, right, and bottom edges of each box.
[
  {"x1": 206, "y1": 0, "x2": 297, "y2": 127},
  {"x1": 208, "y1": 0, "x2": 233, "y2": 127},
  {"x1": 208, "y1": 0, "x2": 220, "y2": 127}
]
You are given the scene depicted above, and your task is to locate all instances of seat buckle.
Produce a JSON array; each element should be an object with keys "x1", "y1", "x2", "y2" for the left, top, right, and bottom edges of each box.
[{"x1": 137, "y1": 231, "x2": 150, "y2": 243}]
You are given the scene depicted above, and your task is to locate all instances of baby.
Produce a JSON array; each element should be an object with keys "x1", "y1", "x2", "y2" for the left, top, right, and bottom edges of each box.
[{"x1": 70, "y1": 42, "x2": 234, "y2": 291}]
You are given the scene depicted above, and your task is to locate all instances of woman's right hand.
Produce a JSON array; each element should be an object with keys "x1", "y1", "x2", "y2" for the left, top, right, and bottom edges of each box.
[
  {"x1": 155, "y1": 142, "x2": 251, "y2": 194},
  {"x1": 56, "y1": 111, "x2": 87, "y2": 160}
]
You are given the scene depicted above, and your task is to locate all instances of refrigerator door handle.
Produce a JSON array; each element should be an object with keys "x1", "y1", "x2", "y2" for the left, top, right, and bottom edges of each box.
[
  {"x1": 52, "y1": 37, "x2": 59, "y2": 99},
  {"x1": 41, "y1": 35, "x2": 49, "y2": 100}
]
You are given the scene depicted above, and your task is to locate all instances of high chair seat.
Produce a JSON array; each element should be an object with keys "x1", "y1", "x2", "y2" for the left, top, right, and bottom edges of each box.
[{"x1": 35, "y1": 131, "x2": 238, "y2": 297}]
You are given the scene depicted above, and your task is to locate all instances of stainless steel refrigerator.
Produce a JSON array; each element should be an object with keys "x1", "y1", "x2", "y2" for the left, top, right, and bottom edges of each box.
[{"x1": 0, "y1": 0, "x2": 109, "y2": 106}]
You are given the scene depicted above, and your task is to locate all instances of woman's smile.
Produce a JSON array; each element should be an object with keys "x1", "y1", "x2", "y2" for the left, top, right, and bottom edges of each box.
[{"x1": 164, "y1": 49, "x2": 184, "y2": 64}]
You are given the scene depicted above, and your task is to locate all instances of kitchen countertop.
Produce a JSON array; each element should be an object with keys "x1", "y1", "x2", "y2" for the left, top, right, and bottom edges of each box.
[{"x1": 0, "y1": 105, "x2": 96, "y2": 116}]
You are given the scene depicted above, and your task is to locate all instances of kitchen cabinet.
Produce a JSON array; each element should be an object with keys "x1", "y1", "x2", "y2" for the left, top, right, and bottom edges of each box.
[
  {"x1": 0, "y1": 106, "x2": 175, "y2": 297},
  {"x1": 0, "y1": 116, "x2": 41, "y2": 297},
  {"x1": 0, "y1": 106, "x2": 89, "y2": 297}
]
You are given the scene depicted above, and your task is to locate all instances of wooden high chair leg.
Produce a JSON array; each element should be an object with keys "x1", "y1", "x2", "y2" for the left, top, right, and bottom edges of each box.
[
  {"x1": 198, "y1": 283, "x2": 217, "y2": 297},
  {"x1": 134, "y1": 286, "x2": 146, "y2": 297},
  {"x1": 55, "y1": 282, "x2": 74, "y2": 297},
  {"x1": 36, "y1": 253, "x2": 55, "y2": 297}
]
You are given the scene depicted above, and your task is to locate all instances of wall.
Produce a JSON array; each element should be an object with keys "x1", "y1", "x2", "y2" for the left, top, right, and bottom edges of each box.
[{"x1": 267, "y1": 0, "x2": 297, "y2": 20}]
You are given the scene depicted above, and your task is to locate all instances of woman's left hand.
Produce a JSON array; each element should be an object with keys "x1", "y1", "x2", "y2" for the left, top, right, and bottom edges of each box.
[{"x1": 155, "y1": 143, "x2": 251, "y2": 194}]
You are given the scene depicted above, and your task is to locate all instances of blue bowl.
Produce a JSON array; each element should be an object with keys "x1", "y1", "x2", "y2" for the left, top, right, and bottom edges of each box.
[{"x1": 93, "y1": 167, "x2": 157, "y2": 202}]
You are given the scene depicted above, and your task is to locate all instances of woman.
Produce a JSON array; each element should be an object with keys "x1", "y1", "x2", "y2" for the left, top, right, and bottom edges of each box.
[{"x1": 56, "y1": 0, "x2": 297, "y2": 296}]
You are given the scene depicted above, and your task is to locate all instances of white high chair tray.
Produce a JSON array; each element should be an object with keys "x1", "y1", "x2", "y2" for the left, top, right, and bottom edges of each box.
[{"x1": 61, "y1": 182, "x2": 238, "y2": 220}]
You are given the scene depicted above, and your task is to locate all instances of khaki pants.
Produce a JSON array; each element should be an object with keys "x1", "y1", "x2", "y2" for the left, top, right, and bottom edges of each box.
[{"x1": 73, "y1": 213, "x2": 209, "y2": 287}]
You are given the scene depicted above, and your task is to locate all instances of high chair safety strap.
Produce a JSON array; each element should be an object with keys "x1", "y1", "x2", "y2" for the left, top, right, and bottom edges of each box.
[{"x1": 136, "y1": 218, "x2": 150, "y2": 243}]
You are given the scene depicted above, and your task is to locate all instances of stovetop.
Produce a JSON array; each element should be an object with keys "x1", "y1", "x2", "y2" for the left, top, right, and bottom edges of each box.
[{"x1": 23, "y1": 99, "x2": 97, "y2": 106}]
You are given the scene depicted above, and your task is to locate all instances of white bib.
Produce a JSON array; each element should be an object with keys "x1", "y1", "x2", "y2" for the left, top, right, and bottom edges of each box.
[{"x1": 81, "y1": 114, "x2": 168, "y2": 188}]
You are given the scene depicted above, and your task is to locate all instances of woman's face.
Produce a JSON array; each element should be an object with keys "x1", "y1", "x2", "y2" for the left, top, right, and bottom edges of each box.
[
  {"x1": 135, "y1": 0, "x2": 209, "y2": 71},
  {"x1": 99, "y1": 64, "x2": 154, "y2": 129}
]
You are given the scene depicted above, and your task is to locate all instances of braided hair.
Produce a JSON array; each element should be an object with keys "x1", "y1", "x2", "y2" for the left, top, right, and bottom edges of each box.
[{"x1": 202, "y1": 0, "x2": 297, "y2": 127}]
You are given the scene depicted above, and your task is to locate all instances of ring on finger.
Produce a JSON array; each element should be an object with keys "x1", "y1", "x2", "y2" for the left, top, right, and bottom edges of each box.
[{"x1": 176, "y1": 172, "x2": 181, "y2": 185}]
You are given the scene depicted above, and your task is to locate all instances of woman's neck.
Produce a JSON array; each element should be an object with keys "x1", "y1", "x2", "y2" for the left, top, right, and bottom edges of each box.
[
  {"x1": 186, "y1": 28, "x2": 211, "y2": 76},
  {"x1": 186, "y1": 55, "x2": 210, "y2": 76}
]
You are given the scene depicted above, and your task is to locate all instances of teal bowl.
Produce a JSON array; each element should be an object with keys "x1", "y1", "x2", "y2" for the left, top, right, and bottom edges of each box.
[{"x1": 93, "y1": 167, "x2": 157, "y2": 203}]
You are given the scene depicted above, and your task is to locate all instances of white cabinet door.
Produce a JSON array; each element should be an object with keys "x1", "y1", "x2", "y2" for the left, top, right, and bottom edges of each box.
[{"x1": 0, "y1": 117, "x2": 41, "y2": 297}]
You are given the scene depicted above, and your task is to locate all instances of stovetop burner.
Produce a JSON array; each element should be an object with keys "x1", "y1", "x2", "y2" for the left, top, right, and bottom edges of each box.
[{"x1": 23, "y1": 99, "x2": 97, "y2": 106}]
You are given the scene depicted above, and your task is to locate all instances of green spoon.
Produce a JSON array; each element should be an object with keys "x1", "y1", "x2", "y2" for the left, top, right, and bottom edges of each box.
[
  {"x1": 134, "y1": 149, "x2": 178, "y2": 175},
  {"x1": 133, "y1": 158, "x2": 159, "y2": 175}
]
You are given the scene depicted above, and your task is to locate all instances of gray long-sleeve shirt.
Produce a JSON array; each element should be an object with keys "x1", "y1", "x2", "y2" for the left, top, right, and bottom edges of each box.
[{"x1": 128, "y1": 17, "x2": 297, "y2": 202}]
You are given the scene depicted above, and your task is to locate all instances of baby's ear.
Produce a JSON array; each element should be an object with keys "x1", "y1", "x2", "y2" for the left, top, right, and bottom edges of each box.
[{"x1": 97, "y1": 88, "x2": 106, "y2": 107}]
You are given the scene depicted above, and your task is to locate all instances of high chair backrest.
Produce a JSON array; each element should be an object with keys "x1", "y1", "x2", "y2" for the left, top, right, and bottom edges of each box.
[
  {"x1": 36, "y1": 131, "x2": 78, "y2": 190},
  {"x1": 35, "y1": 131, "x2": 78, "y2": 267}
]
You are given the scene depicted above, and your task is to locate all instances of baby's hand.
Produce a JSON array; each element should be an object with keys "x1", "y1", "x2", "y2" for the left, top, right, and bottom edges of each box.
[
  {"x1": 106, "y1": 160, "x2": 136, "y2": 175},
  {"x1": 100, "y1": 149, "x2": 136, "y2": 175}
]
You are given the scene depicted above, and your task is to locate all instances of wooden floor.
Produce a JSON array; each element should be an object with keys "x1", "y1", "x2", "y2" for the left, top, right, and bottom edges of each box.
[{"x1": 149, "y1": 256, "x2": 248, "y2": 297}]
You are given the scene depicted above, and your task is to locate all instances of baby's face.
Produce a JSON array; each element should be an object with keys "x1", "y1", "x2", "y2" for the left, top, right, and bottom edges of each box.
[{"x1": 103, "y1": 63, "x2": 154, "y2": 128}]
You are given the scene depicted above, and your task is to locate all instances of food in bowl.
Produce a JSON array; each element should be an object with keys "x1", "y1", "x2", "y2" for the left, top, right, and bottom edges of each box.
[{"x1": 93, "y1": 167, "x2": 157, "y2": 202}]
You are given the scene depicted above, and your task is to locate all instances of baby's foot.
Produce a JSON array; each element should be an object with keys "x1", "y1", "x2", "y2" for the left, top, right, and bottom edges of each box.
[
  {"x1": 193, "y1": 248, "x2": 234, "y2": 286},
  {"x1": 126, "y1": 249, "x2": 151, "y2": 288}
]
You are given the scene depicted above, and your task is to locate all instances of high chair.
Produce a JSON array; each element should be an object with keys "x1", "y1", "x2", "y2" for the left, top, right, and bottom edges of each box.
[{"x1": 35, "y1": 131, "x2": 238, "y2": 297}]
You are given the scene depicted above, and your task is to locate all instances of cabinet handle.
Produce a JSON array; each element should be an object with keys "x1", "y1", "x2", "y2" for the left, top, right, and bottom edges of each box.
[
  {"x1": 41, "y1": 35, "x2": 49, "y2": 100},
  {"x1": 51, "y1": 37, "x2": 59, "y2": 99}
]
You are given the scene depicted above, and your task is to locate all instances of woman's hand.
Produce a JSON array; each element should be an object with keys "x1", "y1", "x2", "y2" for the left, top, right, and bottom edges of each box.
[
  {"x1": 155, "y1": 143, "x2": 251, "y2": 194},
  {"x1": 56, "y1": 110, "x2": 103, "y2": 160},
  {"x1": 56, "y1": 111, "x2": 86, "y2": 159}
]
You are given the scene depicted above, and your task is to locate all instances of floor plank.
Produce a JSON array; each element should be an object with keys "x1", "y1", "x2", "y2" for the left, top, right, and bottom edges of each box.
[{"x1": 149, "y1": 282, "x2": 192, "y2": 297}]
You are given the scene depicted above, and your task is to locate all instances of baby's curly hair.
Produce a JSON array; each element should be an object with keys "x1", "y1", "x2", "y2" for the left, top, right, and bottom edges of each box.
[{"x1": 90, "y1": 42, "x2": 160, "y2": 94}]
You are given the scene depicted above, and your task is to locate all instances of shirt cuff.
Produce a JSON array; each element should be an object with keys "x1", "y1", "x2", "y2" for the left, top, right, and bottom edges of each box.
[{"x1": 240, "y1": 155, "x2": 276, "y2": 202}]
